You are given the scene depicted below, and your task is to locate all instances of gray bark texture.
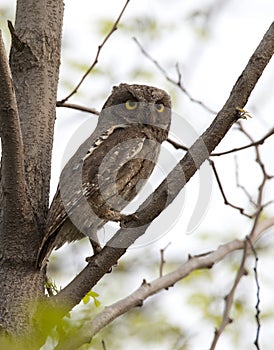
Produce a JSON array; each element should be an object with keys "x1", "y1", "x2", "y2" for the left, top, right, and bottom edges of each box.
[{"x1": 0, "y1": 0, "x2": 63, "y2": 347}]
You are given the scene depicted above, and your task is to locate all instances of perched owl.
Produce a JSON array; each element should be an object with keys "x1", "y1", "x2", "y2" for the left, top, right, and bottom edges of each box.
[{"x1": 37, "y1": 83, "x2": 171, "y2": 268}]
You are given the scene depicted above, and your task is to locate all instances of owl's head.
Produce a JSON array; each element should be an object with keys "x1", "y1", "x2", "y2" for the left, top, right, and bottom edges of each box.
[{"x1": 99, "y1": 83, "x2": 171, "y2": 134}]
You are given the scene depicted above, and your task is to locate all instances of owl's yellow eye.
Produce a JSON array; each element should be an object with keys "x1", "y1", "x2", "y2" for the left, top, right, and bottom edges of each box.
[
  {"x1": 155, "y1": 104, "x2": 165, "y2": 113},
  {"x1": 125, "y1": 100, "x2": 138, "y2": 110}
]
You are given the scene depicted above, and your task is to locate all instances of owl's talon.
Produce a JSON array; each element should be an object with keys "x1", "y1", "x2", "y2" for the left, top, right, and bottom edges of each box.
[
  {"x1": 85, "y1": 255, "x2": 92, "y2": 263},
  {"x1": 120, "y1": 213, "x2": 139, "y2": 228}
]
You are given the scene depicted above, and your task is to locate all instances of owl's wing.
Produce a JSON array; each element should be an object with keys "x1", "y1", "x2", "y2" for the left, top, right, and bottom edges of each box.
[
  {"x1": 81, "y1": 125, "x2": 147, "y2": 198},
  {"x1": 37, "y1": 124, "x2": 144, "y2": 267},
  {"x1": 81, "y1": 124, "x2": 160, "y2": 220}
]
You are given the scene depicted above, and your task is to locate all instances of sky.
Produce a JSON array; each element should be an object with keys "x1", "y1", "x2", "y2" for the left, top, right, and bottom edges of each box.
[{"x1": 1, "y1": 1, "x2": 274, "y2": 349}]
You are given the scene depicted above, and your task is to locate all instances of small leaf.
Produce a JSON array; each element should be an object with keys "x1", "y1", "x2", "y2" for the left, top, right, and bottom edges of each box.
[
  {"x1": 82, "y1": 294, "x2": 90, "y2": 305},
  {"x1": 82, "y1": 290, "x2": 101, "y2": 307}
]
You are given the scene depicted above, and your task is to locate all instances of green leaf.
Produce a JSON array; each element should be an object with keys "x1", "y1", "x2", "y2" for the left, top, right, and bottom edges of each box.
[{"x1": 82, "y1": 290, "x2": 101, "y2": 307}]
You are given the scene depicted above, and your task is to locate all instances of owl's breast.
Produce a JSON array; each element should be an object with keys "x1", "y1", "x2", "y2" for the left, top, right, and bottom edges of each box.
[{"x1": 81, "y1": 125, "x2": 162, "y2": 220}]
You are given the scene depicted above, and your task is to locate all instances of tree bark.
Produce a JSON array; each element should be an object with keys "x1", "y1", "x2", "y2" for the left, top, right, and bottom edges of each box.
[{"x1": 0, "y1": 0, "x2": 63, "y2": 345}]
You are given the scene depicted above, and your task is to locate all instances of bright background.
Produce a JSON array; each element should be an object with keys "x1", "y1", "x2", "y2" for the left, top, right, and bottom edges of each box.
[{"x1": 1, "y1": 1, "x2": 274, "y2": 349}]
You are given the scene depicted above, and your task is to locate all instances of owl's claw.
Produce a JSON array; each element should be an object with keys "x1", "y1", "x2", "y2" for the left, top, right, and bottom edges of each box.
[
  {"x1": 85, "y1": 239, "x2": 102, "y2": 262},
  {"x1": 120, "y1": 213, "x2": 139, "y2": 228}
]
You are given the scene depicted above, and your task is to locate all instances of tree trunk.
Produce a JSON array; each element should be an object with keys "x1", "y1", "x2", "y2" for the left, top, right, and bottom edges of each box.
[{"x1": 0, "y1": 0, "x2": 63, "y2": 345}]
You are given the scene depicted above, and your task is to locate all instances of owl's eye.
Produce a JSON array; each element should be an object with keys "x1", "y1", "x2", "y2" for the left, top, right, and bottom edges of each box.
[
  {"x1": 125, "y1": 100, "x2": 138, "y2": 110},
  {"x1": 155, "y1": 104, "x2": 165, "y2": 113}
]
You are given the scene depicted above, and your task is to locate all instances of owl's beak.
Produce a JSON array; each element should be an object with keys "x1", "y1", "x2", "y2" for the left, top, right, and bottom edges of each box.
[{"x1": 142, "y1": 104, "x2": 156, "y2": 125}]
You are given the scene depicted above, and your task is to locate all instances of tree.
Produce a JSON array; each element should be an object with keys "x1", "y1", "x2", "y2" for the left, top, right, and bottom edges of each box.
[{"x1": 0, "y1": 1, "x2": 274, "y2": 349}]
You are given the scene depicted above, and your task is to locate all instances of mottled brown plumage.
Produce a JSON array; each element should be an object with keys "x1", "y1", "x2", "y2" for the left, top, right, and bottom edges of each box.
[{"x1": 37, "y1": 83, "x2": 171, "y2": 267}]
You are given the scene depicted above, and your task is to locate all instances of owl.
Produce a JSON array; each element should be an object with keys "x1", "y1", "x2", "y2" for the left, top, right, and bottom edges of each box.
[{"x1": 37, "y1": 83, "x2": 171, "y2": 268}]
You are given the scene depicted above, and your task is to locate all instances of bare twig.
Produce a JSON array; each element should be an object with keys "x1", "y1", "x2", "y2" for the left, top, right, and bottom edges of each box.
[
  {"x1": 56, "y1": 101, "x2": 100, "y2": 115},
  {"x1": 253, "y1": 254, "x2": 261, "y2": 350},
  {"x1": 247, "y1": 237, "x2": 261, "y2": 350},
  {"x1": 171, "y1": 126, "x2": 274, "y2": 157},
  {"x1": 234, "y1": 155, "x2": 256, "y2": 206},
  {"x1": 59, "y1": 0, "x2": 130, "y2": 104},
  {"x1": 133, "y1": 37, "x2": 216, "y2": 114},
  {"x1": 238, "y1": 122, "x2": 273, "y2": 235},
  {"x1": 212, "y1": 127, "x2": 274, "y2": 156},
  {"x1": 159, "y1": 242, "x2": 171, "y2": 277},
  {"x1": 209, "y1": 239, "x2": 248, "y2": 350},
  {"x1": 101, "y1": 339, "x2": 107, "y2": 350},
  {"x1": 209, "y1": 159, "x2": 253, "y2": 218},
  {"x1": 167, "y1": 137, "x2": 188, "y2": 151},
  {"x1": 238, "y1": 122, "x2": 272, "y2": 181}
]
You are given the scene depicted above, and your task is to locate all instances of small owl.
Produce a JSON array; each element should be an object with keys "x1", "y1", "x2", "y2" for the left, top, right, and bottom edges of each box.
[{"x1": 37, "y1": 83, "x2": 171, "y2": 267}]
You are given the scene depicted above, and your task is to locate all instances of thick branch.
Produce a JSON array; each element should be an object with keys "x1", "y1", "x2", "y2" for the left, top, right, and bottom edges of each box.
[
  {"x1": 56, "y1": 217, "x2": 274, "y2": 350},
  {"x1": 55, "y1": 239, "x2": 244, "y2": 350},
  {"x1": 0, "y1": 0, "x2": 64, "y2": 339},
  {"x1": 9, "y1": 0, "x2": 64, "y2": 233},
  {"x1": 0, "y1": 31, "x2": 34, "y2": 258},
  {"x1": 51, "y1": 21, "x2": 274, "y2": 315}
]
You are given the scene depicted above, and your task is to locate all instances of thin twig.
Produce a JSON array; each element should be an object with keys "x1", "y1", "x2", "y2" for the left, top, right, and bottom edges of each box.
[
  {"x1": 133, "y1": 37, "x2": 216, "y2": 114},
  {"x1": 167, "y1": 137, "x2": 188, "y2": 151},
  {"x1": 238, "y1": 122, "x2": 272, "y2": 235},
  {"x1": 169, "y1": 126, "x2": 274, "y2": 157},
  {"x1": 209, "y1": 159, "x2": 253, "y2": 218},
  {"x1": 56, "y1": 101, "x2": 100, "y2": 115},
  {"x1": 234, "y1": 155, "x2": 256, "y2": 206},
  {"x1": 101, "y1": 339, "x2": 107, "y2": 350},
  {"x1": 58, "y1": 0, "x2": 130, "y2": 104},
  {"x1": 209, "y1": 239, "x2": 248, "y2": 350},
  {"x1": 238, "y1": 122, "x2": 272, "y2": 181},
  {"x1": 159, "y1": 242, "x2": 171, "y2": 277},
  {"x1": 246, "y1": 237, "x2": 261, "y2": 350},
  {"x1": 212, "y1": 127, "x2": 274, "y2": 156}
]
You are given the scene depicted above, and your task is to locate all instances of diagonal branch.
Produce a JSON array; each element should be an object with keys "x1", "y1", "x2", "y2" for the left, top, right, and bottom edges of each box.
[
  {"x1": 55, "y1": 218, "x2": 274, "y2": 350},
  {"x1": 55, "y1": 239, "x2": 245, "y2": 350},
  {"x1": 209, "y1": 239, "x2": 248, "y2": 350}
]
